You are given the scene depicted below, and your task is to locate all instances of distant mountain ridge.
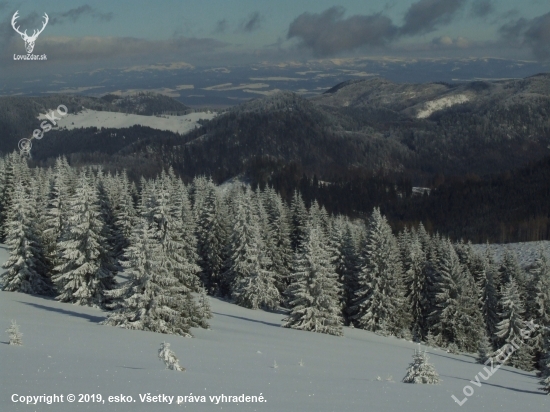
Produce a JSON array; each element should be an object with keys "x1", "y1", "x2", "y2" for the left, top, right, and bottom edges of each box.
[{"x1": 2, "y1": 74, "x2": 550, "y2": 185}]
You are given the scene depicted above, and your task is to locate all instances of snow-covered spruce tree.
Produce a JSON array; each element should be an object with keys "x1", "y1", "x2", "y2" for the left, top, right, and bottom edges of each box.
[
  {"x1": 402, "y1": 349, "x2": 440, "y2": 384},
  {"x1": 51, "y1": 172, "x2": 116, "y2": 307},
  {"x1": 263, "y1": 188, "x2": 293, "y2": 293},
  {"x1": 102, "y1": 218, "x2": 205, "y2": 336},
  {"x1": 527, "y1": 251, "x2": 550, "y2": 358},
  {"x1": 351, "y1": 208, "x2": 408, "y2": 336},
  {"x1": 308, "y1": 200, "x2": 329, "y2": 236},
  {"x1": 454, "y1": 267, "x2": 484, "y2": 352},
  {"x1": 96, "y1": 169, "x2": 118, "y2": 260},
  {"x1": 1, "y1": 181, "x2": 51, "y2": 295},
  {"x1": 510, "y1": 343, "x2": 534, "y2": 371},
  {"x1": 496, "y1": 278, "x2": 526, "y2": 343},
  {"x1": 290, "y1": 190, "x2": 308, "y2": 253},
  {"x1": 284, "y1": 227, "x2": 343, "y2": 336},
  {"x1": 472, "y1": 251, "x2": 499, "y2": 347},
  {"x1": 6, "y1": 320, "x2": 23, "y2": 346},
  {"x1": 329, "y1": 216, "x2": 346, "y2": 315},
  {"x1": 111, "y1": 171, "x2": 136, "y2": 261},
  {"x1": 495, "y1": 278, "x2": 535, "y2": 370},
  {"x1": 43, "y1": 157, "x2": 72, "y2": 266},
  {"x1": 158, "y1": 342, "x2": 185, "y2": 371},
  {"x1": 418, "y1": 227, "x2": 439, "y2": 336},
  {"x1": 173, "y1": 179, "x2": 199, "y2": 269},
  {"x1": 429, "y1": 239, "x2": 482, "y2": 351},
  {"x1": 500, "y1": 250, "x2": 527, "y2": 300},
  {"x1": 196, "y1": 184, "x2": 227, "y2": 294},
  {"x1": 227, "y1": 190, "x2": 280, "y2": 310},
  {"x1": 151, "y1": 175, "x2": 201, "y2": 292},
  {"x1": 425, "y1": 330, "x2": 437, "y2": 347},
  {"x1": 403, "y1": 233, "x2": 428, "y2": 341},
  {"x1": 0, "y1": 153, "x2": 28, "y2": 241},
  {"x1": 340, "y1": 222, "x2": 360, "y2": 325},
  {"x1": 477, "y1": 333, "x2": 494, "y2": 364},
  {"x1": 196, "y1": 287, "x2": 213, "y2": 322}
]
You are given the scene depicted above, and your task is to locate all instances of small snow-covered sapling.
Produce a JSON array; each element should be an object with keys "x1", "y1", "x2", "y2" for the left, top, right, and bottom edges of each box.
[
  {"x1": 402, "y1": 349, "x2": 440, "y2": 384},
  {"x1": 7, "y1": 320, "x2": 22, "y2": 346},
  {"x1": 158, "y1": 342, "x2": 185, "y2": 372}
]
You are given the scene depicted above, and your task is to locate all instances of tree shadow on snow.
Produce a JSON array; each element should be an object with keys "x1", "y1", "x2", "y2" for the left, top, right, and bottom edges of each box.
[
  {"x1": 441, "y1": 374, "x2": 543, "y2": 395},
  {"x1": 117, "y1": 366, "x2": 145, "y2": 370},
  {"x1": 212, "y1": 312, "x2": 282, "y2": 328},
  {"x1": 18, "y1": 301, "x2": 105, "y2": 323},
  {"x1": 427, "y1": 351, "x2": 477, "y2": 365}
]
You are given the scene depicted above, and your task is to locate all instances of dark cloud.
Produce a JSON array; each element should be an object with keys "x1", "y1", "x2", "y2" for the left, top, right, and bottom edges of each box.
[
  {"x1": 0, "y1": 2, "x2": 8, "y2": 12},
  {"x1": 499, "y1": 12, "x2": 550, "y2": 62},
  {"x1": 49, "y1": 5, "x2": 113, "y2": 26},
  {"x1": 400, "y1": 0, "x2": 467, "y2": 36},
  {"x1": 240, "y1": 12, "x2": 263, "y2": 33},
  {"x1": 287, "y1": 7, "x2": 397, "y2": 57},
  {"x1": 523, "y1": 13, "x2": 550, "y2": 61},
  {"x1": 469, "y1": 0, "x2": 494, "y2": 18},
  {"x1": 214, "y1": 19, "x2": 227, "y2": 34}
]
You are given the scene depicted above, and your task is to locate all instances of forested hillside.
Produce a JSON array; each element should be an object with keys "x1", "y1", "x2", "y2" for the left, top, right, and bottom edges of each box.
[{"x1": 1, "y1": 153, "x2": 550, "y2": 383}]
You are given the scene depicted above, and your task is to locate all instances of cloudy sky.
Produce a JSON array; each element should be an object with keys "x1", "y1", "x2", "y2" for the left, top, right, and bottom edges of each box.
[{"x1": 0, "y1": 0, "x2": 549, "y2": 78}]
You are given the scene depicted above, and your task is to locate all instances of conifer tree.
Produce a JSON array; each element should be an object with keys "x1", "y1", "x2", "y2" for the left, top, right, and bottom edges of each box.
[
  {"x1": 152, "y1": 176, "x2": 201, "y2": 292},
  {"x1": 527, "y1": 252, "x2": 550, "y2": 357},
  {"x1": 264, "y1": 190, "x2": 293, "y2": 293},
  {"x1": 227, "y1": 190, "x2": 280, "y2": 309},
  {"x1": 111, "y1": 171, "x2": 136, "y2": 261},
  {"x1": 290, "y1": 190, "x2": 308, "y2": 252},
  {"x1": 500, "y1": 250, "x2": 527, "y2": 300},
  {"x1": 429, "y1": 239, "x2": 481, "y2": 351},
  {"x1": 402, "y1": 348, "x2": 440, "y2": 384},
  {"x1": 284, "y1": 227, "x2": 343, "y2": 336},
  {"x1": 477, "y1": 333, "x2": 494, "y2": 364},
  {"x1": 403, "y1": 233, "x2": 427, "y2": 340},
  {"x1": 0, "y1": 153, "x2": 25, "y2": 240},
  {"x1": 351, "y1": 208, "x2": 408, "y2": 335},
  {"x1": 6, "y1": 320, "x2": 23, "y2": 346},
  {"x1": 196, "y1": 287, "x2": 213, "y2": 323},
  {"x1": 496, "y1": 278, "x2": 528, "y2": 367},
  {"x1": 52, "y1": 172, "x2": 116, "y2": 307},
  {"x1": 474, "y1": 253, "x2": 499, "y2": 346},
  {"x1": 1, "y1": 182, "x2": 51, "y2": 295},
  {"x1": 102, "y1": 218, "x2": 205, "y2": 336},
  {"x1": 43, "y1": 157, "x2": 72, "y2": 272},
  {"x1": 340, "y1": 222, "x2": 360, "y2": 324},
  {"x1": 196, "y1": 184, "x2": 227, "y2": 294},
  {"x1": 510, "y1": 343, "x2": 534, "y2": 371}
]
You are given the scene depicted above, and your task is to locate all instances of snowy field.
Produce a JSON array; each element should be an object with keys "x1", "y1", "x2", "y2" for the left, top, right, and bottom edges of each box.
[
  {"x1": 37, "y1": 109, "x2": 217, "y2": 135},
  {"x1": 472, "y1": 241, "x2": 550, "y2": 268},
  {"x1": 1, "y1": 245, "x2": 548, "y2": 412},
  {"x1": 416, "y1": 94, "x2": 470, "y2": 119}
]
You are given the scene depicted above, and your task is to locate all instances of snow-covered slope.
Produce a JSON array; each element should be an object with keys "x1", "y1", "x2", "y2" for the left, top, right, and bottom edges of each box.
[
  {"x1": 0, "y1": 248, "x2": 547, "y2": 411},
  {"x1": 416, "y1": 94, "x2": 470, "y2": 118},
  {"x1": 37, "y1": 109, "x2": 217, "y2": 135}
]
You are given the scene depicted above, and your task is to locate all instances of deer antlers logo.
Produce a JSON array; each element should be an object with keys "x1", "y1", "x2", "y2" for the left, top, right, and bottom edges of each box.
[{"x1": 11, "y1": 10, "x2": 49, "y2": 54}]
